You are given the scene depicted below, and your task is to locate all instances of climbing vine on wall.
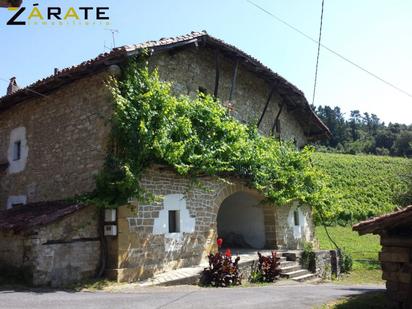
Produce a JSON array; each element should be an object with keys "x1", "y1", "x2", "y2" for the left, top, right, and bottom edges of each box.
[{"x1": 90, "y1": 55, "x2": 333, "y2": 217}]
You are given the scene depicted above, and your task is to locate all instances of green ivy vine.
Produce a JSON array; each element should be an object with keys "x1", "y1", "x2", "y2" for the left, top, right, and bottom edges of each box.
[{"x1": 89, "y1": 55, "x2": 333, "y2": 217}]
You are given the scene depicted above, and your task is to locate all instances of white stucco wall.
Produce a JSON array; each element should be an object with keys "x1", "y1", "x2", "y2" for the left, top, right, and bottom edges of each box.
[{"x1": 6, "y1": 195, "x2": 27, "y2": 209}]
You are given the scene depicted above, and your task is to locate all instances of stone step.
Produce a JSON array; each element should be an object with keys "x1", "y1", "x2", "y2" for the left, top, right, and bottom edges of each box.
[
  {"x1": 279, "y1": 260, "x2": 297, "y2": 268},
  {"x1": 281, "y1": 269, "x2": 311, "y2": 279},
  {"x1": 280, "y1": 264, "x2": 301, "y2": 273},
  {"x1": 292, "y1": 273, "x2": 318, "y2": 282}
]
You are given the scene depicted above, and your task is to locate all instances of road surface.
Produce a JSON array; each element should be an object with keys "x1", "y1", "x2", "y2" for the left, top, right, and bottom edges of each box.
[{"x1": 0, "y1": 283, "x2": 384, "y2": 309}]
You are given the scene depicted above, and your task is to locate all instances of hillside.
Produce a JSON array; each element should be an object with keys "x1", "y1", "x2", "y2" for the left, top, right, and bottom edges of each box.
[{"x1": 313, "y1": 152, "x2": 412, "y2": 225}]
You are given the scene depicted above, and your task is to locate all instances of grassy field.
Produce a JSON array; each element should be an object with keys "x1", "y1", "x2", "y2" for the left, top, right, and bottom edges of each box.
[{"x1": 315, "y1": 226, "x2": 383, "y2": 284}]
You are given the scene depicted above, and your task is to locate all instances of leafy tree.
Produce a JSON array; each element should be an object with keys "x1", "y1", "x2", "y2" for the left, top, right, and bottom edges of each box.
[{"x1": 313, "y1": 105, "x2": 412, "y2": 158}]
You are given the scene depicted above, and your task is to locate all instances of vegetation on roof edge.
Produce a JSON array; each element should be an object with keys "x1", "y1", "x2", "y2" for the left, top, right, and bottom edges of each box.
[{"x1": 82, "y1": 54, "x2": 333, "y2": 219}]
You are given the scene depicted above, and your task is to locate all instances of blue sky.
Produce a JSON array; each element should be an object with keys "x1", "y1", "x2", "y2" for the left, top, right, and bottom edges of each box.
[{"x1": 1, "y1": 0, "x2": 411, "y2": 124}]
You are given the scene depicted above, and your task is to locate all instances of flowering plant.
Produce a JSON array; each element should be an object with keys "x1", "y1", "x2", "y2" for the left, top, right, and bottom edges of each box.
[
  {"x1": 249, "y1": 251, "x2": 281, "y2": 283},
  {"x1": 200, "y1": 238, "x2": 241, "y2": 287}
]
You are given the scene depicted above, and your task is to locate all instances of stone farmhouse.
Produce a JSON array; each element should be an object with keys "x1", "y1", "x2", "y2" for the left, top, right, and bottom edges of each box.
[{"x1": 0, "y1": 31, "x2": 330, "y2": 286}]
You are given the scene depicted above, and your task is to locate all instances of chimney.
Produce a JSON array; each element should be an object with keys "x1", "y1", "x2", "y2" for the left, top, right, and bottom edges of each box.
[{"x1": 7, "y1": 77, "x2": 19, "y2": 95}]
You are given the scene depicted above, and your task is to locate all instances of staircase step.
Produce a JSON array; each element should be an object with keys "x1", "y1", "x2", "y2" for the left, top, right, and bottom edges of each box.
[
  {"x1": 279, "y1": 261, "x2": 297, "y2": 268},
  {"x1": 292, "y1": 273, "x2": 317, "y2": 282},
  {"x1": 280, "y1": 265, "x2": 301, "y2": 273},
  {"x1": 281, "y1": 269, "x2": 310, "y2": 279}
]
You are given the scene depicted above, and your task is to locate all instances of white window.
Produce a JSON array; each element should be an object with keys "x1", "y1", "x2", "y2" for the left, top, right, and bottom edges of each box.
[
  {"x1": 7, "y1": 127, "x2": 28, "y2": 174},
  {"x1": 153, "y1": 194, "x2": 195, "y2": 237},
  {"x1": 168, "y1": 210, "x2": 180, "y2": 233}
]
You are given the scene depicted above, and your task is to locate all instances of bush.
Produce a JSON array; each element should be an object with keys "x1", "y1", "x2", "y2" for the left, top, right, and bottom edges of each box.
[
  {"x1": 340, "y1": 249, "x2": 353, "y2": 273},
  {"x1": 300, "y1": 242, "x2": 316, "y2": 271},
  {"x1": 200, "y1": 249, "x2": 241, "y2": 287},
  {"x1": 249, "y1": 251, "x2": 281, "y2": 283}
]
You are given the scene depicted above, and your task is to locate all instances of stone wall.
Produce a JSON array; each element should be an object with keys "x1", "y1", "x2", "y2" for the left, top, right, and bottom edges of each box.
[
  {"x1": 150, "y1": 47, "x2": 308, "y2": 147},
  {"x1": 0, "y1": 206, "x2": 100, "y2": 287},
  {"x1": 274, "y1": 203, "x2": 314, "y2": 250},
  {"x1": 0, "y1": 232, "x2": 28, "y2": 268},
  {"x1": 0, "y1": 72, "x2": 112, "y2": 210},
  {"x1": 311, "y1": 249, "x2": 341, "y2": 280},
  {"x1": 107, "y1": 166, "x2": 312, "y2": 282}
]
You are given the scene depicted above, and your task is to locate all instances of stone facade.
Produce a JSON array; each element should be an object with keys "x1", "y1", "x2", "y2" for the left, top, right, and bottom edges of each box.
[
  {"x1": 0, "y1": 47, "x2": 309, "y2": 210},
  {"x1": 0, "y1": 206, "x2": 100, "y2": 287},
  {"x1": 106, "y1": 166, "x2": 314, "y2": 282},
  {"x1": 0, "y1": 42, "x2": 318, "y2": 284},
  {"x1": 0, "y1": 72, "x2": 112, "y2": 210},
  {"x1": 151, "y1": 47, "x2": 307, "y2": 147}
]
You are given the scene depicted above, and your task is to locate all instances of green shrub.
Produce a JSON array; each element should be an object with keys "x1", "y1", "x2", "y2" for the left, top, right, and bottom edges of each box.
[
  {"x1": 340, "y1": 249, "x2": 353, "y2": 273},
  {"x1": 300, "y1": 242, "x2": 316, "y2": 271}
]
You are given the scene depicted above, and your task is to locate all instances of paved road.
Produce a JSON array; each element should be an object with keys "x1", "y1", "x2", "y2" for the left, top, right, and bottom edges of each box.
[{"x1": 0, "y1": 283, "x2": 384, "y2": 309}]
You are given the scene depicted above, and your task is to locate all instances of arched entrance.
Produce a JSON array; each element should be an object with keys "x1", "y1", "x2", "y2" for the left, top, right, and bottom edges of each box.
[{"x1": 217, "y1": 192, "x2": 266, "y2": 249}]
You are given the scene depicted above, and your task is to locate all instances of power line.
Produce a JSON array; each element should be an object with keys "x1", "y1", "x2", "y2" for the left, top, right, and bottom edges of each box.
[
  {"x1": 246, "y1": 0, "x2": 412, "y2": 99},
  {"x1": 312, "y1": 0, "x2": 325, "y2": 106}
]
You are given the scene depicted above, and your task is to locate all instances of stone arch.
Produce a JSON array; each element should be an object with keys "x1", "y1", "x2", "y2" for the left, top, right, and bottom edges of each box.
[{"x1": 212, "y1": 182, "x2": 277, "y2": 249}]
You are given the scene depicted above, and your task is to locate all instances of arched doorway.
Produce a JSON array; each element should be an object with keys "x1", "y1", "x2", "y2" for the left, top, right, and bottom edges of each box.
[{"x1": 217, "y1": 192, "x2": 266, "y2": 249}]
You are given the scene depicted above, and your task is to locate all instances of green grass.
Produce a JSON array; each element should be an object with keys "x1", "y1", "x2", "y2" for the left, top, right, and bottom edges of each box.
[{"x1": 316, "y1": 226, "x2": 384, "y2": 284}]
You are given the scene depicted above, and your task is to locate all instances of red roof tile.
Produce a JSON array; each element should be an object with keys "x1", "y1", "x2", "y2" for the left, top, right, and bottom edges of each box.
[
  {"x1": 0, "y1": 31, "x2": 330, "y2": 138},
  {"x1": 353, "y1": 205, "x2": 412, "y2": 235},
  {"x1": 0, "y1": 200, "x2": 87, "y2": 233}
]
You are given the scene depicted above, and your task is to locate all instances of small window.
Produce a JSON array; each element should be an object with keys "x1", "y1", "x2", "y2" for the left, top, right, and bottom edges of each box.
[
  {"x1": 11, "y1": 203, "x2": 24, "y2": 208},
  {"x1": 13, "y1": 140, "x2": 21, "y2": 161},
  {"x1": 293, "y1": 210, "x2": 300, "y2": 226},
  {"x1": 168, "y1": 210, "x2": 180, "y2": 233}
]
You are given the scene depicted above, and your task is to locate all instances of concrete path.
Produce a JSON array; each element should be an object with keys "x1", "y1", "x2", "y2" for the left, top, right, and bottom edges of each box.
[
  {"x1": 0, "y1": 283, "x2": 384, "y2": 309},
  {"x1": 138, "y1": 249, "x2": 276, "y2": 286}
]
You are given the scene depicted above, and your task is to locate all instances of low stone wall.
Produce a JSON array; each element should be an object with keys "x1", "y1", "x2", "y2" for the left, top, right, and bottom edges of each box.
[
  {"x1": 309, "y1": 249, "x2": 341, "y2": 280},
  {"x1": 0, "y1": 206, "x2": 100, "y2": 287}
]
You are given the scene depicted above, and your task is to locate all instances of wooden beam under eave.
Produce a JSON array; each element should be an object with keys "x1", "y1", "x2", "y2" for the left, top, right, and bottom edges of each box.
[
  {"x1": 271, "y1": 103, "x2": 284, "y2": 136},
  {"x1": 228, "y1": 58, "x2": 240, "y2": 101},
  {"x1": 257, "y1": 85, "x2": 276, "y2": 128},
  {"x1": 213, "y1": 50, "x2": 220, "y2": 99}
]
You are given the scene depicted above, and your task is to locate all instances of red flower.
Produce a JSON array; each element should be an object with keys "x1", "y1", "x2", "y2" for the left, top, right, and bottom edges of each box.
[
  {"x1": 217, "y1": 238, "x2": 223, "y2": 248},
  {"x1": 225, "y1": 248, "x2": 231, "y2": 257}
]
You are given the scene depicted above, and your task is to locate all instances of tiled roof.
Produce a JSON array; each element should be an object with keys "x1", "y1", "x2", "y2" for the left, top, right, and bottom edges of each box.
[
  {"x1": 353, "y1": 205, "x2": 412, "y2": 235},
  {"x1": 0, "y1": 200, "x2": 87, "y2": 233},
  {"x1": 0, "y1": 31, "x2": 330, "y2": 137}
]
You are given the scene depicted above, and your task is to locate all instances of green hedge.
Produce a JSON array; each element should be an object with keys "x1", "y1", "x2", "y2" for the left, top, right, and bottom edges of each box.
[{"x1": 313, "y1": 152, "x2": 412, "y2": 225}]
